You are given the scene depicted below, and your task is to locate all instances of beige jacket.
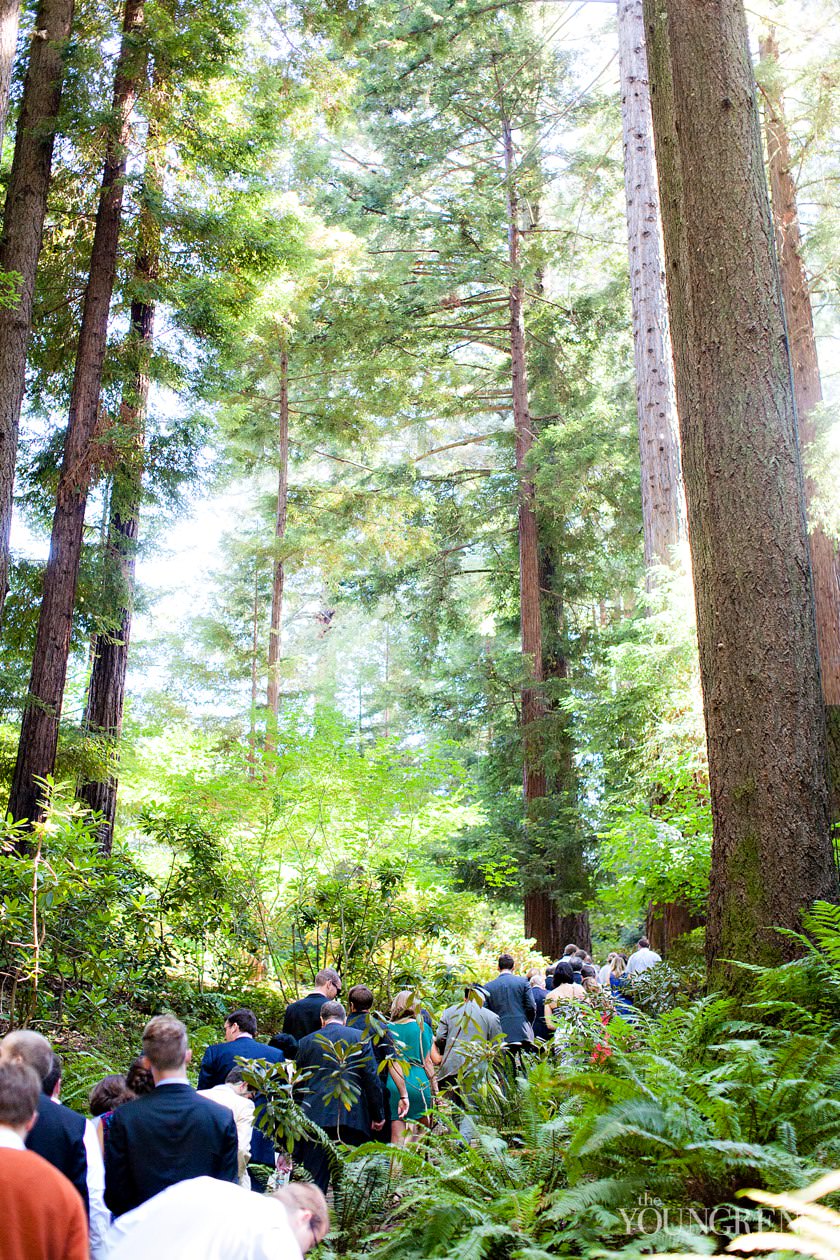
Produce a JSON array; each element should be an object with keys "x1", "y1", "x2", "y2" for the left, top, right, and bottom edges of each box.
[{"x1": 198, "y1": 1084, "x2": 255, "y2": 1188}]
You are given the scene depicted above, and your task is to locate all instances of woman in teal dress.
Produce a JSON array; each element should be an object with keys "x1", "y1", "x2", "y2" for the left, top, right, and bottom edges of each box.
[{"x1": 385, "y1": 991, "x2": 435, "y2": 1143}]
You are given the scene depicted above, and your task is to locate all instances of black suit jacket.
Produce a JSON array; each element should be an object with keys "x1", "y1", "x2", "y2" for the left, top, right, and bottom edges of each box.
[
  {"x1": 104, "y1": 1081, "x2": 238, "y2": 1217},
  {"x1": 26, "y1": 1094, "x2": 88, "y2": 1213},
  {"x1": 283, "y1": 992, "x2": 332, "y2": 1042},
  {"x1": 295, "y1": 1023, "x2": 384, "y2": 1135},
  {"x1": 483, "y1": 972, "x2": 537, "y2": 1044},
  {"x1": 197, "y1": 1036, "x2": 285, "y2": 1167}
]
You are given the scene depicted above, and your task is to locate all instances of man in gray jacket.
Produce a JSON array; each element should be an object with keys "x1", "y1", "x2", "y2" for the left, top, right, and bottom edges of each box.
[{"x1": 433, "y1": 987, "x2": 503, "y2": 1090}]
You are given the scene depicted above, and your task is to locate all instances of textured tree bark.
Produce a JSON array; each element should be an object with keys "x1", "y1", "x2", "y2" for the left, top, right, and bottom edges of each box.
[
  {"x1": 0, "y1": 0, "x2": 21, "y2": 153},
  {"x1": 643, "y1": 0, "x2": 837, "y2": 983},
  {"x1": 265, "y1": 346, "x2": 289, "y2": 754},
  {"x1": 645, "y1": 899, "x2": 704, "y2": 954},
  {"x1": 0, "y1": 0, "x2": 76, "y2": 626},
  {"x1": 760, "y1": 29, "x2": 840, "y2": 820},
  {"x1": 75, "y1": 162, "x2": 159, "y2": 852},
  {"x1": 618, "y1": 0, "x2": 685, "y2": 572},
  {"x1": 7, "y1": 0, "x2": 147, "y2": 826}
]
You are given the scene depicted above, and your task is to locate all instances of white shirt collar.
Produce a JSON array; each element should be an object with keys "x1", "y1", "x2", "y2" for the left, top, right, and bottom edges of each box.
[{"x1": 0, "y1": 1125, "x2": 26, "y2": 1150}]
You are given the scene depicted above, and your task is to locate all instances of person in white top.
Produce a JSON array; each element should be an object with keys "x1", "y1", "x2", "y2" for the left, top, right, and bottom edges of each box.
[
  {"x1": 597, "y1": 953, "x2": 619, "y2": 986},
  {"x1": 46, "y1": 1053, "x2": 111, "y2": 1260},
  {"x1": 198, "y1": 1068, "x2": 255, "y2": 1189},
  {"x1": 104, "y1": 1177, "x2": 329, "y2": 1260},
  {"x1": 624, "y1": 937, "x2": 662, "y2": 977}
]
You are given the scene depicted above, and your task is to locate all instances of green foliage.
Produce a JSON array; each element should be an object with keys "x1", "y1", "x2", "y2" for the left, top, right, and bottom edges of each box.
[{"x1": 0, "y1": 795, "x2": 165, "y2": 1028}]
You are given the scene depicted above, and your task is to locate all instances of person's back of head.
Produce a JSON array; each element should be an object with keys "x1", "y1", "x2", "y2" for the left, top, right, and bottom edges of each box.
[
  {"x1": 530, "y1": 973, "x2": 546, "y2": 988},
  {"x1": 0, "y1": 1029, "x2": 53, "y2": 1085},
  {"x1": 0, "y1": 1060, "x2": 41, "y2": 1133},
  {"x1": 225, "y1": 1007, "x2": 257, "y2": 1038},
  {"x1": 610, "y1": 954, "x2": 627, "y2": 978},
  {"x1": 89, "y1": 1074, "x2": 134, "y2": 1117},
  {"x1": 563, "y1": 943, "x2": 577, "y2": 956},
  {"x1": 498, "y1": 953, "x2": 515, "y2": 972},
  {"x1": 125, "y1": 1057, "x2": 155, "y2": 1096},
  {"x1": 320, "y1": 1001, "x2": 346, "y2": 1024},
  {"x1": 273, "y1": 1181, "x2": 329, "y2": 1251},
  {"x1": 142, "y1": 1015, "x2": 189, "y2": 1073},
  {"x1": 580, "y1": 964, "x2": 597, "y2": 979},
  {"x1": 43, "y1": 1052, "x2": 62, "y2": 1098},
  {"x1": 314, "y1": 967, "x2": 341, "y2": 993},
  {"x1": 570, "y1": 956, "x2": 583, "y2": 975},
  {"x1": 574, "y1": 948, "x2": 587, "y2": 960},
  {"x1": 637, "y1": 936, "x2": 651, "y2": 951},
  {"x1": 348, "y1": 985, "x2": 374, "y2": 1013},
  {"x1": 268, "y1": 1032, "x2": 297, "y2": 1058},
  {"x1": 553, "y1": 960, "x2": 575, "y2": 986},
  {"x1": 389, "y1": 990, "x2": 417, "y2": 1020}
]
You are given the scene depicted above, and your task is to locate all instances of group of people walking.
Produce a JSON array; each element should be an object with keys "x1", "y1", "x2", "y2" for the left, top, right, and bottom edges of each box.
[{"x1": 0, "y1": 938, "x2": 660, "y2": 1258}]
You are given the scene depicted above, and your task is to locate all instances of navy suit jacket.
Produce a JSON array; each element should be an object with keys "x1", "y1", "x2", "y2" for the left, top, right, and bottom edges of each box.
[
  {"x1": 483, "y1": 972, "x2": 537, "y2": 1044},
  {"x1": 26, "y1": 1094, "x2": 88, "y2": 1213},
  {"x1": 295, "y1": 1023, "x2": 384, "y2": 1135},
  {"x1": 104, "y1": 1082, "x2": 238, "y2": 1217},
  {"x1": 283, "y1": 992, "x2": 332, "y2": 1042},
  {"x1": 197, "y1": 1036, "x2": 284, "y2": 1167}
]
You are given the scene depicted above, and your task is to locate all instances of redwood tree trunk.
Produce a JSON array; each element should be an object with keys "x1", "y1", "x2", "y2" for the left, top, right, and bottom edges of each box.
[
  {"x1": 760, "y1": 29, "x2": 840, "y2": 820},
  {"x1": 618, "y1": 0, "x2": 685, "y2": 571},
  {"x1": 7, "y1": 0, "x2": 147, "y2": 825},
  {"x1": 265, "y1": 346, "x2": 289, "y2": 752},
  {"x1": 0, "y1": 0, "x2": 21, "y2": 152},
  {"x1": 76, "y1": 190, "x2": 158, "y2": 851},
  {"x1": 0, "y1": 0, "x2": 75, "y2": 625},
  {"x1": 643, "y1": 0, "x2": 837, "y2": 982}
]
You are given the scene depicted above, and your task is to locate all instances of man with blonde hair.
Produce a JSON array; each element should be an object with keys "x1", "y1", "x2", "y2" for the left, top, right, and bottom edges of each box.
[
  {"x1": 105, "y1": 1015, "x2": 238, "y2": 1217},
  {"x1": 105, "y1": 1175, "x2": 329, "y2": 1258},
  {"x1": 0, "y1": 1029, "x2": 88, "y2": 1211}
]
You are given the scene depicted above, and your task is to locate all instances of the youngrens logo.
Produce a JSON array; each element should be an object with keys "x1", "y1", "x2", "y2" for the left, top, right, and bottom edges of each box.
[{"x1": 620, "y1": 1191, "x2": 793, "y2": 1236}]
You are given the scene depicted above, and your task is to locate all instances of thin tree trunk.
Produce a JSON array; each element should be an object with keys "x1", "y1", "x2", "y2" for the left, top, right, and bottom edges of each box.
[
  {"x1": 618, "y1": 0, "x2": 685, "y2": 572},
  {"x1": 0, "y1": 0, "x2": 75, "y2": 625},
  {"x1": 643, "y1": 0, "x2": 837, "y2": 984},
  {"x1": 500, "y1": 106, "x2": 555, "y2": 954},
  {"x1": 760, "y1": 28, "x2": 840, "y2": 820},
  {"x1": 248, "y1": 561, "x2": 259, "y2": 778},
  {"x1": 7, "y1": 0, "x2": 147, "y2": 825},
  {"x1": 0, "y1": 0, "x2": 21, "y2": 153},
  {"x1": 75, "y1": 150, "x2": 160, "y2": 851},
  {"x1": 265, "y1": 346, "x2": 289, "y2": 752}
]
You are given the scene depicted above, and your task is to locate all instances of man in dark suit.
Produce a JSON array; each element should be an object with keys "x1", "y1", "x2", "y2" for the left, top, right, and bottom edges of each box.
[
  {"x1": 282, "y1": 968, "x2": 342, "y2": 1041},
  {"x1": 0, "y1": 1029, "x2": 88, "y2": 1212},
  {"x1": 483, "y1": 954, "x2": 537, "y2": 1048},
  {"x1": 197, "y1": 1006, "x2": 284, "y2": 1179},
  {"x1": 346, "y1": 984, "x2": 409, "y2": 1138},
  {"x1": 105, "y1": 1015, "x2": 238, "y2": 1217},
  {"x1": 294, "y1": 1000, "x2": 384, "y2": 1191}
]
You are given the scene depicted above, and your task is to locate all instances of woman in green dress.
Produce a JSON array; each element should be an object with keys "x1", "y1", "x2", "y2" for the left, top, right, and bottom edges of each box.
[{"x1": 385, "y1": 991, "x2": 435, "y2": 1144}]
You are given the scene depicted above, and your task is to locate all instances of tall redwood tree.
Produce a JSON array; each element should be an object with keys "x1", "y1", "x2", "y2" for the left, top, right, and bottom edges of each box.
[
  {"x1": 643, "y1": 0, "x2": 837, "y2": 981},
  {"x1": 760, "y1": 29, "x2": 840, "y2": 821},
  {"x1": 8, "y1": 0, "x2": 148, "y2": 824}
]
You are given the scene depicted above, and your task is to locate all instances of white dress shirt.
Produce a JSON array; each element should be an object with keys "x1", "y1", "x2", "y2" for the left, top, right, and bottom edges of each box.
[
  {"x1": 104, "y1": 1176, "x2": 303, "y2": 1260},
  {"x1": 624, "y1": 946, "x2": 662, "y2": 977},
  {"x1": 0, "y1": 1124, "x2": 25, "y2": 1149},
  {"x1": 50, "y1": 1096, "x2": 109, "y2": 1259}
]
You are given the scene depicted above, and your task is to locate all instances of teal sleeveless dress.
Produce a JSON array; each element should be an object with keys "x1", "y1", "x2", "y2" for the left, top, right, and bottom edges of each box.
[{"x1": 385, "y1": 1017, "x2": 434, "y2": 1121}]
